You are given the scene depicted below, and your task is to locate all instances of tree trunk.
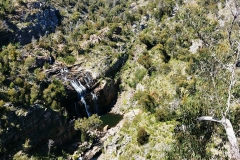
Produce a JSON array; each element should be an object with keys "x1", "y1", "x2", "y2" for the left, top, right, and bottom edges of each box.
[
  {"x1": 197, "y1": 116, "x2": 240, "y2": 159},
  {"x1": 221, "y1": 118, "x2": 240, "y2": 160}
]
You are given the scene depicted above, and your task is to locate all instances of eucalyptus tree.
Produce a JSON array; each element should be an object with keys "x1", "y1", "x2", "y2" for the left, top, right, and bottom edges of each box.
[{"x1": 167, "y1": 0, "x2": 240, "y2": 159}]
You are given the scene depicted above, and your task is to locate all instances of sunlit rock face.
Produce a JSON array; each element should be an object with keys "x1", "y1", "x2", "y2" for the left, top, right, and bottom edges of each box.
[
  {"x1": 0, "y1": 2, "x2": 61, "y2": 46},
  {"x1": 17, "y1": 8, "x2": 60, "y2": 45}
]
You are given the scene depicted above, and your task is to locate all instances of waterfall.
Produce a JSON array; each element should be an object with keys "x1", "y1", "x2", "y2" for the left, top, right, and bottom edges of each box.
[
  {"x1": 71, "y1": 80, "x2": 85, "y2": 96},
  {"x1": 85, "y1": 73, "x2": 93, "y2": 83},
  {"x1": 81, "y1": 97, "x2": 91, "y2": 117},
  {"x1": 49, "y1": 56, "x2": 52, "y2": 64},
  {"x1": 91, "y1": 93, "x2": 98, "y2": 114},
  {"x1": 83, "y1": 72, "x2": 93, "y2": 89},
  {"x1": 77, "y1": 80, "x2": 86, "y2": 94},
  {"x1": 70, "y1": 80, "x2": 91, "y2": 117},
  {"x1": 71, "y1": 80, "x2": 83, "y2": 96},
  {"x1": 84, "y1": 78, "x2": 90, "y2": 88}
]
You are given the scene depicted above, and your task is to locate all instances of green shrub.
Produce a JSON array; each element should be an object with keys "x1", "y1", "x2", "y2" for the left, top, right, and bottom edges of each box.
[
  {"x1": 127, "y1": 68, "x2": 147, "y2": 88},
  {"x1": 75, "y1": 114, "x2": 102, "y2": 142},
  {"x1": 13, "y1": 151, "x2": 29, "y2": 160},
  {"x1": 155, "y1": 106, "x2": 175, "y2": 122},
  {"x1": 64, "y1": 56, "x2": 76, "y2": 64},
  {"x1": 24, "y1": 57, "x2": 36, "y2": 69},
  {"x1": 152, "y1": 44, "x2": 171, "y2": 63},
  {"x1": 43, "y1": 62, "x2": 50, "y2": 69},
  {"x1": 43, "y1": 79, "x2": 66, "y2": 110},
  {"x1": 137, "y1": 51, "x2": 152, "y2": 69},
  {"x1": 146, "y1": 153, "x2": 151, "y2": 159},
  {"x1": 81, "y1": 132, "x2": 88, "y2": 142},
  {"x1": 0, "y1": 0, "x2": 14, "y2": 16},
  {"x1": 135, "y1": 68, "x2": 146, "y2": 82},
  {"x1": 160, "y1": 63, "x2": 171, "y2": 75},
  {"x1": 9, "y1": 82, "x2": 14, "y2": 88},
  {"x1": 71, "y1": 12, "x2": 80, "y2": 22},
  {"x1": 133, "y1": 90, "x2": 157, "y2": 113},
  {"x1": 139, "y1": 34, "x2": 156, "y2": 49},
  {"x1": 0, "y1": 100, "x2": 5, "y2": 111},
  {"x1": 137, "y1": 127, "x2": 149, "y2": 145},
  {"x1": 152, "y1": 0, "x2": 174, "y2": 21}
]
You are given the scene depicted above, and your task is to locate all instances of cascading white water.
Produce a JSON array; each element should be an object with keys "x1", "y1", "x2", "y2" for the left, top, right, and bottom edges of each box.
[
  {"x1": 81, "y1": 97, "x2": 91, "y2": 117},
  {"x1": 84, "y1": 78, "x2": 90, "y2": 88},
  {"x1": 91, "y1": 92, "x2": 98, "y2": 114},
  {"x1": 70, "y1": 80, "x2": 91, "y2": 117},
  {"x1": 77, "y1": 80, "x2": 86, "y2": 93},
  {"x1": 49, "y1": 56, "x2": 52, "y2": 64},
  {"x1": 86, "y1": 73, "x2": 92, "y2": 82}
]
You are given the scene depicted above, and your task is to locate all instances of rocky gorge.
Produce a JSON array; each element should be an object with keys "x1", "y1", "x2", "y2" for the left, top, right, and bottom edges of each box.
[
  {"x1": 0, "y1": 49, "x2": 127, "y2": 159},
  {"x1": 1, "y1": 0, "x2": 237, "y2": 159},
  {"x1": 0, "y1": 1, "x2": 129, "y2": 158},
  {"x1": 0, "y1": 1, "x2": 60, "y2": 46}
]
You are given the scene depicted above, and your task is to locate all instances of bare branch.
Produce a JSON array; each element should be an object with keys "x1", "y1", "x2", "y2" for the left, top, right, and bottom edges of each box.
[
  {"x1": 211, "y1": 54, "x2": 229, "y2": 71},
  {"x1": 226, "y1": 0, "x2": 240, "y2": 47},
  {"x1": 221, "y1": 117, "x2": 240, "y2": 160},
  {"x1": 224, "y1": 43, "x2": 240, "y2": 116},
  {"x1": 197, "y1": 116, "x2": 221, "y2": 123},
  {"x1": 198, "y1": 116, "x2": 240, "y2": 159}
]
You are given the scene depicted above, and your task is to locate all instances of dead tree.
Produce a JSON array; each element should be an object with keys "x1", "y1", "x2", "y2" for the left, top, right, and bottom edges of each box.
[
  {"x1": 198, "y1": 44, "x2": 240, "y2": 158},
  {"x1": 197, "y1": 1, "x2": 240, "y2": 159}
]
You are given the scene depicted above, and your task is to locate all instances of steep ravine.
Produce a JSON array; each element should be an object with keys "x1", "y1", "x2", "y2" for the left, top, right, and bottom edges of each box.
[
  {"x1": 0, "y1": 53, "x2": 128, "y2": 158},
  {"x1": 0, "y1": 0, "x2": 145, "y2": 159}
]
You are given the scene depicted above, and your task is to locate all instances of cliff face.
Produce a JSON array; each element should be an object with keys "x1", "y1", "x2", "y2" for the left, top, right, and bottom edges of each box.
[
  {"x1": 0, "y1": 2, "x2": 60, "y2": 46},
  {"x1": 44, "y1": 56, "x2": 125, "y2": 117},
  {"x1": 0, "y1": 105, "x2": 76, "y2": 158},
  {"x1": 16, "y1": 7, "x2": 60, "y2": 45},
  {"x1": 0, "y1": 1, "x2": 129, "y2": 158},
  {"x1": 0, "y1": 53, "x2": 125, "y2": 159}
]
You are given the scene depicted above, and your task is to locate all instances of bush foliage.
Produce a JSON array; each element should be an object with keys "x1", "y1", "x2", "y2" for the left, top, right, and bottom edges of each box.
[{"x1": 137, "y1": 127, "x2": 149, "y2": 145}]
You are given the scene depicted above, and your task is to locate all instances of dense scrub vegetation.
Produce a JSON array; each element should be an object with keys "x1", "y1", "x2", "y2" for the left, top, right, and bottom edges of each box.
[
  {"x1": 102, "y1": 0, "x2": 240, "y2": 159},
  {"x1": 1, "y1": 0, "x2": 240, "y2": 159}
]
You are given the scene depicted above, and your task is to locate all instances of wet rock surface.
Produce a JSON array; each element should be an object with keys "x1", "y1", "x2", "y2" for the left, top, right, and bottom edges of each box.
[
  {"x1": 44, "y1": 61, "x2": 120, "y2": 117},
  {"x1": 0, "y1": 51, "x2": 126, "y2": 159},
  {"x1": 0, "y1": 1, "x2": 128, "y2": 157}
]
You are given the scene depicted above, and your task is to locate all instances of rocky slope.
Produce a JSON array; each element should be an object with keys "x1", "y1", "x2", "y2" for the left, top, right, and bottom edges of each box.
[
  {"x1": 0, "y1": 1, "x2": 60, "y2": 46},
  {"x1": 1, "y1": 0, "x2": 239, "y2": 159},
  {"x1": 0, "y1": 49, "x2": 126, "y2": 159},
  {"x1": 0, "y1": 1, "x2": 129, "y2": 158}
]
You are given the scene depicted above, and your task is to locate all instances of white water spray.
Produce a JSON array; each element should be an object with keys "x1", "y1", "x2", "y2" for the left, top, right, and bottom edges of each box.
[{"x1": 70, "y1": 80, "x2": 91, "y2": 117}]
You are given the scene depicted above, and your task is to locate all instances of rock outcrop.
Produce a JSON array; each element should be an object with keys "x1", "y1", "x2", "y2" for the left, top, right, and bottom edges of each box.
[
  {"x1": 44, "y1": 59, "x2": 121, "y2": 117},
  {"x1": 0, "y1": 105, "x2": 76, "y2": 158},
  {"x1": 0, "y1": 47, "x2": 127, "y2": 158},
  {"x1": 0, "y1": 2, "x2": 60, "y2": 46},
  {"x1": 16, "y1": 6, "x2": 60, "y2": 45}
]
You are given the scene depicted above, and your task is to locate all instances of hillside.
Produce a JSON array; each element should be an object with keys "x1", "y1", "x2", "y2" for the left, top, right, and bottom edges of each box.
[{"x1": 1, "y1": 0, "x2": 240, "y2": 159}]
